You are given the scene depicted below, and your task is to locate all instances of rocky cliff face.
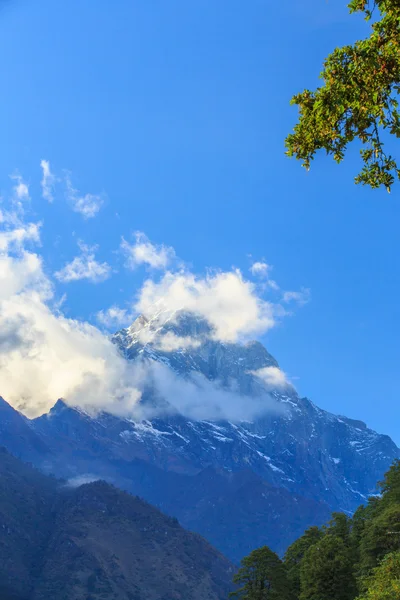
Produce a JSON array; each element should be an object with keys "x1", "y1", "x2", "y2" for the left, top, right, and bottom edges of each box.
[
  {"x1": 111, "y1": 309, "x2": 399, "y2": 511},
  {"x1": 0, "y1": 310, "x2": 398, "y2": 562}
]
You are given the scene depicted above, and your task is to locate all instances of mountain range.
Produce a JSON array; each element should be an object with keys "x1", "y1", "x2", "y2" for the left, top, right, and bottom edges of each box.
[{"x1": 0, "y1": 309, "x2": 398, "y2": 562}]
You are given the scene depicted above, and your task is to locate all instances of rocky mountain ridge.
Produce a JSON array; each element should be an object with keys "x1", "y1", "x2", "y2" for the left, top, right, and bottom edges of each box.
[
  {"x1": 110, "y1": 310, "x2": 399, "y2": 510},
  {"x1": 0, "y1": 309, "x2": 398, "y2": 561}
]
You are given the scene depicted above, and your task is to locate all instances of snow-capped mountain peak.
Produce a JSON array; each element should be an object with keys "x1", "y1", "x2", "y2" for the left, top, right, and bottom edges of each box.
[{"x1": 0, "y1": 308, "x2": 398, "y2": 563}]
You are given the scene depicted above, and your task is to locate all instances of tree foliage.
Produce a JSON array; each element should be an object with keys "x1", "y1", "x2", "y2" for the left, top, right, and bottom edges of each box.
[
  {"x1": 285, "y1": 0, "x2": 400, "y2": 191},
  {"x1": 232, "y1": 460, "x2": 400, "y2": 600},
  {"x1": 284, "y1": 526, "x2": 322, "y2": 597},
  {"x1": 300, "y1": 535, "x2": 357, "y2": 600},
  {"x1": 357, "y1": 551, "x2": 400, "y2": 599},
  {"x1": 230, "y1": 546, "x2": 292, "y2": 600}
]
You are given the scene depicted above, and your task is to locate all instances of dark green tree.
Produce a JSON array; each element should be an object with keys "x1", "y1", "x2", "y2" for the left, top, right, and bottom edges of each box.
[
  {"x1": 352, "y1": 505, "x2": 370, "y2": 544},
  {"x1": 379, "y1": 459, "x2": 400, "y2": 505},
  {"x1": 238, "y1": 460, "x2": 400, "y2": 600},
  {"x1": 327, "y1": 512, "x2": 353, "y2": 541},
  {"x1": 285, "y1": 0, "x2": 400, "y2": 191},
  {"x1": 358, "y1": 461, "x2": 400, "y2": 574},
  {"x1": 300, "y1": 534, "x2": 357, "y2": 600},
  {"x1": 358, "y1": 503, "x2": 400, "y2": 574},
  {"x1": 284, "y1": 526, "x2": 322, "y2": 598},
  {"x1": 231, "y1": 546, "x2": 292, "y2": 600}
]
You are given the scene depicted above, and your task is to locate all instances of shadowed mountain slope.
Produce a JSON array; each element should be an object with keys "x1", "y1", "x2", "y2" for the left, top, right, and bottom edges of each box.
[{"x1": 0, "y1": 449, "x2": 233, "y2": 600}]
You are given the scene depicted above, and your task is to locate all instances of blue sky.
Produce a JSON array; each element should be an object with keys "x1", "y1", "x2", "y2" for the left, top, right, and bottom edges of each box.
[{"x1": 0, "y1": 0, "x2": 399, "y2": 442}]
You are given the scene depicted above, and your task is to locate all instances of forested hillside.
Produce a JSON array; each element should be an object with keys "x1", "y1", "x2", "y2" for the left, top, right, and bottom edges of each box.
[
  {"x1": 0, "y1": 448, "x2": 233, "y2": 600},
  {"x1": 231, "y1": 460, "x2": 400, "y2": 599}
]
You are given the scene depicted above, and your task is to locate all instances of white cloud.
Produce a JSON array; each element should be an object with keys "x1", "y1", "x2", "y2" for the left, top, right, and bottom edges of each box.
[
  {"x1": 250, "y1": 261, "x2": 271, "y2": 278},
  {"x1": 0, "y1": 190, "x2": 145, "y2": 419},
  {"x1": 0, "y1": 249, "x2": 145, "y2": 418},
  {"x1": 10, "y1": 174, "x2": 30, "y2": 202},
  {"x1": 267, "y1": 279, "x2": 280, "y2": 291},
  {"x1": 250, "y1": 260, "x2": 280, "y2": 291},
  {"x1": 121, "y1": 232, "x2": 175, "y2": 270},
  {"x1": 0, "y1": 172, "x2": 307, "y2": 423},
  {"x1": 97, "y1": 305, "x2": 133, "y2": 329},
  {"x1": 282, "y1": 287, "x2": 311, "y2": 306},
  {"x1": 1, "y1": 243, "x2": 269, "y2": 422},
  {"x1": 0, "y1": 220, "x2": 41, "y2": 253},
  {"x1": 65, "y1": 174, "x2": 103, "y2": 219},
  {"x1": 9, "y1": 174, "x2": 30, "y2": 217},
  {"x1": 55, "y1": 241, "x2": 112, "y2": 284},
  {"x1": 135, "y1": 269, "x2": 278, "y2": 343},
  {"x1": 0, "y1": 251, "x2": 51, "y2": 302},
  {"x1": 0, "y1": 245, "x2": 287, "y2": 423},
  {"x1": 154, "y1": 331, "x2": 201, "y2": 352},
  {"x1": 40, "y1": 159, "x2": 56, "y2": 202},
  {"x1": 147, "y1": 362, "x2": 282, "y2": 421},
  {"x1": 251, "y1": 366, "x2": 289, "y2": 389},
  {"x1": 0, "y1": 206, "x2": 41, "y2": 255}
]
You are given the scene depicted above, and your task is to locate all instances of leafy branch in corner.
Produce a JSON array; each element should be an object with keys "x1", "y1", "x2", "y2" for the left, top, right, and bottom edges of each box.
[{"x1": 285, "y1": 0, "x2": 400, "y2": 192}]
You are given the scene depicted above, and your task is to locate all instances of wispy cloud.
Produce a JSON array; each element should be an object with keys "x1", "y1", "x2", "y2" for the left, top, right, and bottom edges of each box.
[
  {"x1": 250, "y1": 260, "x2": 280, "y2": 292},
  {"x1": 0, "y1": 220, "x2": 41, "y2": 253},
  {"x1": 55, "y1": 241, "x2": 111, "y2": 283},
  {"x1": 250, "y1": 261, "x2": 271, "y2": 278},
  {"x1": 121, "y1": 231, "x2": 175, "y2": 270},
  {"x1": 11, "y1": 175, "x2": 29, "y2": 201},
  {"x1": 40, "y1": 159, "x2": 56, "y2": 202},
  {"x1": 65, "y1": 173, "x2": 103, "y2": 219},
  {"x1": 9, "y1": 173, "x2": 30, "y2": 215},
  {"x1": 97, "y1": 305, "x2": 133, "y2": 329},
  {"x1": 66, "y1": 474, "x2": 102, "y2": 488},
  {"x1": 282, "y1": 287, "x2": 311, "y2": 306},
  {"x1": 0, "y1": 203, "x2": 41, "y2": 253},
  {"x1": 147, "y1": 362, "x2": 282, "y2": 421}
]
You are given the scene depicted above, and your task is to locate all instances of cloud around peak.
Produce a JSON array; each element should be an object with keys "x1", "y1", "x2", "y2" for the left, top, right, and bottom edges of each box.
[
  {"x1": 251, "y1": 366, "x2": 290, "y2": 389},
  {"x1": 0, "y1": 244, "x2": 143, "y2": 418},
  {"x1": 97, "y1": 305, "x2": 133, "y2": 329},
  {"x1": 0, "y1": 164, "x2": 310, "y2": 422},
  {"x1": 135, "y1": 269, "x2": 279, "y2": 343}
]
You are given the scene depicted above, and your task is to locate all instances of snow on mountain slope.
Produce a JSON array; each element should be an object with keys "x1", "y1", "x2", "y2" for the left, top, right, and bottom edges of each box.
[
  {"x1": 0, "y1": 309, "x2": 398, "y2": 560},
  {"x1": 109, "y1": 310, "x2": 399, "y2": 511}
]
